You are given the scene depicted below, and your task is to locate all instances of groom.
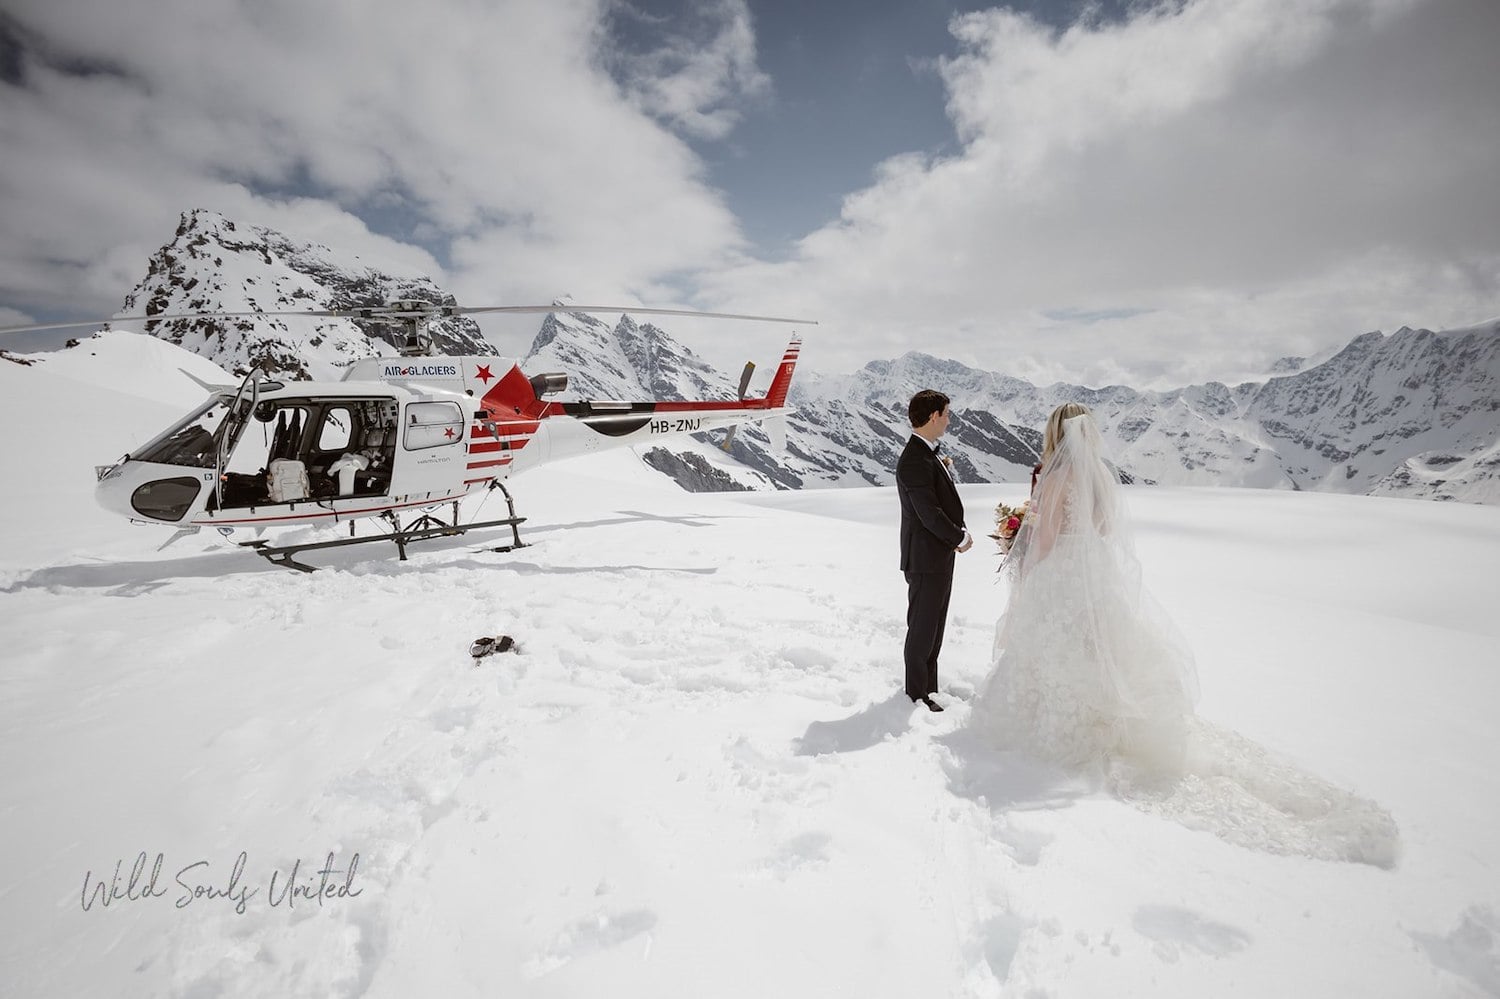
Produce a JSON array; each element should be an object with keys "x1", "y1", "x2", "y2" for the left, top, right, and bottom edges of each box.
[{"x1": 896, "y1": 389, "x2": 971, "y2": 712}]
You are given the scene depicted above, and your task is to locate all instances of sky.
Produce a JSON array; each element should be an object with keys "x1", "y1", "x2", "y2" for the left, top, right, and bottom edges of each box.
[{"x1": 1, "y1": 0, "x2": 1497, "y2": 388}]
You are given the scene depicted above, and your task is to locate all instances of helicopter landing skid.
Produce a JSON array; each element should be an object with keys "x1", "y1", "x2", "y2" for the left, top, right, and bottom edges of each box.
[{"x1": 238, "y1": 495, "x2": 528, "y2": 573}]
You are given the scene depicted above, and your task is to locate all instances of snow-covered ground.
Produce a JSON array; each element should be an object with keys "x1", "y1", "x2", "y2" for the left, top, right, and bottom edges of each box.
[{"x1": 2, "y1": 348, "x2": 1499, "y2": 998}]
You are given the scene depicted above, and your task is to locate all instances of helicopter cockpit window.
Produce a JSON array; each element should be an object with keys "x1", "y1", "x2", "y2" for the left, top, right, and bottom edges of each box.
[
  {"x1": 404, "y1": 402, "x2": 465, "y2": 450},
  {"x1": 131, "y1": 397, "x2": 230, "y2": 468}
]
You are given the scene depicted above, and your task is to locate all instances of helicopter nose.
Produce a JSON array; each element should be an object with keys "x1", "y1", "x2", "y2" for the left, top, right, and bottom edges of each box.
[
  {"x1": 94, "y1": 464, "x2": 132, "y2": 520},
  {"x1": 95, "y1": 461, "x2": 207, "y2": 523}
]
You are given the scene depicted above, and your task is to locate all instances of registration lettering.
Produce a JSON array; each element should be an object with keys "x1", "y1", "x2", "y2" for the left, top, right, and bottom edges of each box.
[{"x1": 649, "y1": 418, "x2": 703, "y2": 434}]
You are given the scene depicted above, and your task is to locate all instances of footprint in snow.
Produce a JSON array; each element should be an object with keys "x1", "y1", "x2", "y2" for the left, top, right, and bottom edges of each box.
[
  {"x1": 521, "y1": 909, "x2": 659, "y2": 979},
  {"x1": 1131, "y1": 905, "x2": 1252, "y2": 962}
]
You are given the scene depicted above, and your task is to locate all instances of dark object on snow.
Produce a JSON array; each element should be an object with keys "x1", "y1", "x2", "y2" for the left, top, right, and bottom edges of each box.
[{"x1": 469, "y1": 635, "x2": 516, "y2": 659}]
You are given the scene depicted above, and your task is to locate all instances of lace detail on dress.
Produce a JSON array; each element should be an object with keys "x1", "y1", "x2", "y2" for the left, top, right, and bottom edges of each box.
[
  {"x1": 970, "y1": 535, "x2": 1196, "y2": 772},
  {"x1": 1110, "y1": 720, "x2": 1401, "y2": 868}
]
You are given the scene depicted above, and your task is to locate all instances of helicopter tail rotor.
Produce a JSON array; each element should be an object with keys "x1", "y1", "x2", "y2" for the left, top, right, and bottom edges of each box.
[{"x1": 720, "y1": 360, "x2": 757, "y2": 452}]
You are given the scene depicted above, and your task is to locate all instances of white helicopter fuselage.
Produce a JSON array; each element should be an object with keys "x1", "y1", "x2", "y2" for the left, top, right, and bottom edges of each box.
[{"x1": 95, "y1": 340, "x2": 799, "y2": 532}]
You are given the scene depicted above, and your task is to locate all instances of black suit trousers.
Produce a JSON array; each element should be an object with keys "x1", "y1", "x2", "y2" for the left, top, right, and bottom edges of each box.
[{"x1": 904, "y1": 569, "x2": 953, "y2": 698}]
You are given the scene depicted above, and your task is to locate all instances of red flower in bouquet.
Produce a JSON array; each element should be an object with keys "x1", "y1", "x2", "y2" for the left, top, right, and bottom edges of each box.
[{"x1": 990, "y1": 500, "x2": 1030, "y2": 556}]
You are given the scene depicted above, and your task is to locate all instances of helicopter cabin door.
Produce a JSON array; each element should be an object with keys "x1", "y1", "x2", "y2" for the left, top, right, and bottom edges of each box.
[
  {"x1": 385, "y1": 400, "x2": 468, "y2": 499},
  {"x1": 211, "y1": 397, "x2": 400, "y2": 517}
]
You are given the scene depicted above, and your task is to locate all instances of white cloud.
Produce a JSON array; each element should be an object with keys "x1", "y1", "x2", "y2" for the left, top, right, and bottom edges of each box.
[
  {"x1": 4, "y1": 0, "x2": 1495, "y2": 390},
  {"x1": 699, "y1": 0, "x2": 1500, "y2": 386},
  {"x1": 0, "y1": 0, "x2": 757, "y2": 323},
  {"x1": 607, "y1": 0, "x2": 770, "y2": 140}
]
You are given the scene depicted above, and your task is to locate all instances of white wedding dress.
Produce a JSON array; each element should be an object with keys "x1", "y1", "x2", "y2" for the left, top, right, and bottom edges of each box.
[{"x1": 968, "y1": 413, "x2": 1399, "y2": 867}]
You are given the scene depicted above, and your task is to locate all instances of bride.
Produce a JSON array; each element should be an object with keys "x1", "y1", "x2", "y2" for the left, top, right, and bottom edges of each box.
[{"x1": 968, "y1": 403, "x2": 1399, "y2": 867}]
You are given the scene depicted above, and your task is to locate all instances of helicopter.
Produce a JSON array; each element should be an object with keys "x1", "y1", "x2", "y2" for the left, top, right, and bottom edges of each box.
[{"x1": 1, "y1": 299, "x2": 812, "y2": 571}]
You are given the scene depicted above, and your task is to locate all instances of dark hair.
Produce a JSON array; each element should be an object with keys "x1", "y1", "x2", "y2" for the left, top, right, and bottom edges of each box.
[{"x1": 908, "y1": 389, "x2": 950, "y2": 429}]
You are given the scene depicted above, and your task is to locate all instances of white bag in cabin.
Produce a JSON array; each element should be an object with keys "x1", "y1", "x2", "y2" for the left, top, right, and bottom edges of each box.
[{"x1": 267, "y1": 459, "x2": 310, "y2": 502}]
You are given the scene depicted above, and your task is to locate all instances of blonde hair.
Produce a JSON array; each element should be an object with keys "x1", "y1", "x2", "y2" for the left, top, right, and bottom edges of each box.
[{"x1": 1041, "y1": 402, "x2": 1091, "y2": 464}]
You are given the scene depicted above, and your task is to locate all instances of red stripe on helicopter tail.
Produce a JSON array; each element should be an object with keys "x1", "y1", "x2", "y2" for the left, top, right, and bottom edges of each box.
[
  {"x1": 765, "y1": 337, "x2": 801, "y2": 409},
  {"x1": 466, "y1": 457, "x2": 514, "y2": 470},
  {"x1": 464, "y1": 476, "x2": 496, "y2": 486}
]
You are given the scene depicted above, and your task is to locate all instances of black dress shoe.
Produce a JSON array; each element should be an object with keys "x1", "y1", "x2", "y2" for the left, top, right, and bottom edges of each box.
[{"x1": 918, "y1": 695, "x2": 944, "y2": 713}]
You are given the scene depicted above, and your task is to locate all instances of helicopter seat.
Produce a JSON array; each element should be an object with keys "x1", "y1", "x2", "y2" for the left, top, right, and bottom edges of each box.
[
  {"x1": 267, "y1": 458, "x2": 310, "y2": 503},
  {"x1": 328, "y1": 452, "x2": 370, "y2": 497},
  {"x1": 356, "y1": 425, "x2": 395, "y2": 494},
  {"x1": 360, "y1": 424, "x2": 392, "y2": 452}
]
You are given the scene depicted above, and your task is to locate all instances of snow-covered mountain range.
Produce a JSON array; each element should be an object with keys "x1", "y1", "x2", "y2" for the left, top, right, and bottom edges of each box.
[
  {"x1": 840, "y1": 323, "x2": 1500, "y2": 504},
  {"x1": 53, "y1": 210, "x2": 1500, "y2": 504},
  {"x1": 522, "y1": 311, "x2": 1500, "y2": 506}
]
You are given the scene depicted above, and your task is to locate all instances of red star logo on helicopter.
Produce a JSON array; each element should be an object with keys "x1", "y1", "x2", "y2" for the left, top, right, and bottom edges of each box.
[{"x1": 475, "y1": 364, "x2": 494, "y2": 383}]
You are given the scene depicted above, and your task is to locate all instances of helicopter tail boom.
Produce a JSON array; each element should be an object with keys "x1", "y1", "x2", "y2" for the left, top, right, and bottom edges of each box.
[
  {"x1": 468, "y1": 335, "x2": 802, "y2": 474},
  {"x1": 640, "y1": 335, "x2": 799, "y2": 413}
]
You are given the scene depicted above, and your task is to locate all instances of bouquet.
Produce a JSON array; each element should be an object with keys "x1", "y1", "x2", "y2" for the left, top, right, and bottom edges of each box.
[{"x1": 990, "y1": 500, "x2": 1029, "y2": 556}]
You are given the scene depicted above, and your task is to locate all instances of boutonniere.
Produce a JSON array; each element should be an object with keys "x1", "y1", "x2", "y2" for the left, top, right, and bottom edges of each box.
[{"x1": 939, "y1": 454, "x2": 953, "y2": 470}]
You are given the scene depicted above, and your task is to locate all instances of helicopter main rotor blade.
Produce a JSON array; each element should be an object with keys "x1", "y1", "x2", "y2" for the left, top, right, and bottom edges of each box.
[
  {"x1": 457, "y1": 305, "x2": 818, "y2": 325},
  {"x1": 0, "y1": 303, "x2": 818, "y2": 338},
  {"x1": 0, "y1": 309, "x2": 349, "y2": 337}
]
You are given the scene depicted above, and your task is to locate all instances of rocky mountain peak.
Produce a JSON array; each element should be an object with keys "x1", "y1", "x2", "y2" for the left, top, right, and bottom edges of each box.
[
  {"x1": 117, "y1": 209, "x2": 489, "y2": 379},
  {"x1": 525, "y1": 310, "x2": 736, "y2": 403}
]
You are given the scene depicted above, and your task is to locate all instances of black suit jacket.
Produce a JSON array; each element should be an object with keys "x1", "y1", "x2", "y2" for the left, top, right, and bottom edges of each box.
[{"x1": 896, "y1": 435, "x2": 967, "y2": 574}]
